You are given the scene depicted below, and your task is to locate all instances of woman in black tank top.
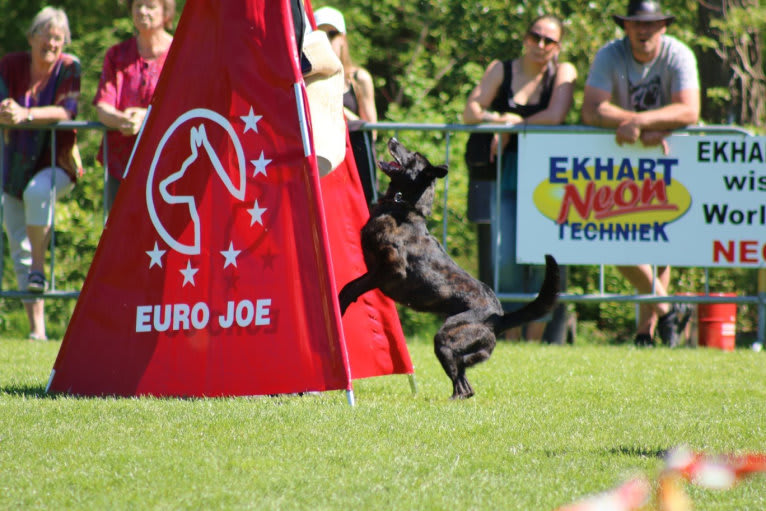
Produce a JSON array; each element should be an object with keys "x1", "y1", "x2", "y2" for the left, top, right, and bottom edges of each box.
[
  {"x1": 463, "y1": 15, "x2": 577, "y2": 159},
  {"x1": 461, "y1": 15, "x2": 577, "y2": 342}
]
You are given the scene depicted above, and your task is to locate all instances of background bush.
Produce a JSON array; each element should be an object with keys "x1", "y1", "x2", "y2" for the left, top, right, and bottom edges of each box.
[{"x1": 0, "y1": 0, "x2": 762, "y2": 340}]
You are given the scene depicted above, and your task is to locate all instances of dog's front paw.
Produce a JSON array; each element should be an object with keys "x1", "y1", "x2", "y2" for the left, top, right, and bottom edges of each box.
[
  {"x1": 338, "y1": 284, "x2": 364, "y2": 316},
  {"x1": 338, "y1": 288, "x2": 354, "y2": 316}
]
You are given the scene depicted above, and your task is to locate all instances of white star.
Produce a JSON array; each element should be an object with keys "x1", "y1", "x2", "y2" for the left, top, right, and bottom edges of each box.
[
  {"x1": 221, "y1": 241, "x2": 241, "y2": 268},
  {"x1": 247, "y1": 199, "x2": 267, "y2": 226},
  {"x1": 240, "y1": 107, "x2": 262, "y2": 134},
  {"x1": 251, "y1": 151, "x2": 271, "y2": 177},
  {"x1": 146, "y1": 242, "x2": 166, "y2": 268},
  {"x1": 180, "y1": 260, "x2": 199, "y2": 287}
]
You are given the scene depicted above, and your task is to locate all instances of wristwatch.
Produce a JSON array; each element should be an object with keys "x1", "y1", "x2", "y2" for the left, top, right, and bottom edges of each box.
[{"x1": 26, "y1": 109, "x2": 33, "y2": 122}]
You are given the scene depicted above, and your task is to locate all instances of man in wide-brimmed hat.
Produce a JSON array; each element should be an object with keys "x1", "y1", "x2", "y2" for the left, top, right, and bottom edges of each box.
[
  {"x1": 581, "y1": 0, "x2": 700, "y2": 348},
  {"x1": 582, "y1": 0, "x2": 698, "y2": 147}
]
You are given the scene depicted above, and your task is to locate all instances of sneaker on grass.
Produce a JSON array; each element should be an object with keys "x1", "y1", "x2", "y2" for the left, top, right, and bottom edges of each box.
[{"x1": 657, "y1": 303, "x2": 693, "y2": 347}]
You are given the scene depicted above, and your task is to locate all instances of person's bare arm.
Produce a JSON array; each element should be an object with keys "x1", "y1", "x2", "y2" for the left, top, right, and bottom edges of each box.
[
  {"x1": 582, "y1": 85, "x2": 699, "y2": 152},
  {"x1": 633, "y1": 88, "x2": 700, "y2": 129},
  {"x1": 462, "y1": 60, "x2": 522, "y2": 125},
  {"x1": 96, "y1": 101, "x2": 145, "y2": 135},
  {"x1": 354, "y1": 68, "x2": 377, "y2": 124},
  {"x1": 354, "y1": 67, "x2": 377, "y2": 138},
  {"x1": 0, "y1": 98, "x2": 72, "y2": 125},
  {"x1": 581, "y1": 85, "x2": 630, "y2": 128}
]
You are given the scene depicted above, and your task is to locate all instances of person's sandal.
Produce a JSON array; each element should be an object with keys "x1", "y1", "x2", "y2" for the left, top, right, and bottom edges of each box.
[
  {"x1": 634, "y1": 333, "x2": 654, "y2": 347},
  {"x1": 27, "y1": 271, "x2": 48, "y2": 293}
]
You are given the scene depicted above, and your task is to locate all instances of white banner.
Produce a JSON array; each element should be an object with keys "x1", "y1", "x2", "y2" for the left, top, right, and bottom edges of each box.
[{"x1": 516, "y1": 132, "x2": 766, "y2": 267}]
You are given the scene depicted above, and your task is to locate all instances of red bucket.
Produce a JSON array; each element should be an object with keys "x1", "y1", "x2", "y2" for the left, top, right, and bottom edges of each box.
[{"x1": 697, "y1": 293, "x2": 737, "y2": 351}]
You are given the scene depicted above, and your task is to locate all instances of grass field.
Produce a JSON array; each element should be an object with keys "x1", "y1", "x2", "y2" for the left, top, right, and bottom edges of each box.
[{"x1": 2, "y1": 336, "x2": 765, "y2": 510}]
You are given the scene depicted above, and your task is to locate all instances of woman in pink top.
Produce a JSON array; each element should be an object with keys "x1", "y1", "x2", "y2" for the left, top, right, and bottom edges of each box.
[{"x1": 94, "y1": 0, "x2": 175, "y2": 212}]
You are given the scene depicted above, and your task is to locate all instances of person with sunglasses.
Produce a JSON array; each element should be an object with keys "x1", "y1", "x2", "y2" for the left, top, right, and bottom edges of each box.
[
  {"x1": 462, "y1": 15, "x2": 577, "y2": 342},
  {"x1": 581, "y1": 0, "x2": 699, "y2": 347}
]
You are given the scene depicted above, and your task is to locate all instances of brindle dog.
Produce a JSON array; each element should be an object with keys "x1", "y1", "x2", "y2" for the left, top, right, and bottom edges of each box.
[{"x1": 339, "y1": 138, "x2": 560, "y2": 399}]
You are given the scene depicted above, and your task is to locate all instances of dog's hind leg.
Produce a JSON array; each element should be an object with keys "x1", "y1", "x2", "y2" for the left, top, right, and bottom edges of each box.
[
  {"x1": 434, "y1": 313, "x2": 496, "y2": 399},
  {"x1": 338, "y1": 272, "x2": 378, "y2": 315}
]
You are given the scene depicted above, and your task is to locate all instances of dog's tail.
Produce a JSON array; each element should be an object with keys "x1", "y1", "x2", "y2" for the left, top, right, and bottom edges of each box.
[{"x1": 494, "y1": 254, "x2": 560, "y2": 334}]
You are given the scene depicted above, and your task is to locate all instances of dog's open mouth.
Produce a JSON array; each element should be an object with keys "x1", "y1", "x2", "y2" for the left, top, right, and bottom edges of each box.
[
  {"x1": 377, "y1": 159, "x2": 401, "y2": 176},
  {"x1": 378, "y1": 138, "x2": 407, "y2": 176}
]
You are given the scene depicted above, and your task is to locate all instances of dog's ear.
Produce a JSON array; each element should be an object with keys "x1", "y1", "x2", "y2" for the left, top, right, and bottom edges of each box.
[{"x1": 429, "y1": 164, "x2": 448, "y2": 179}]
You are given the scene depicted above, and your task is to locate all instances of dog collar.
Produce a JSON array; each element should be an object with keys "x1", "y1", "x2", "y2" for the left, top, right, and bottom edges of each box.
[{"x1": 378, "y1": 191, "x2": 423, "y2": 215}]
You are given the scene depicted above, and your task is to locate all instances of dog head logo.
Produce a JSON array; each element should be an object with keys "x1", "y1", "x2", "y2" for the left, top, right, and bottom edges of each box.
[{"x1": 147, "y1": 108, "x2": 247, "y2": 255}]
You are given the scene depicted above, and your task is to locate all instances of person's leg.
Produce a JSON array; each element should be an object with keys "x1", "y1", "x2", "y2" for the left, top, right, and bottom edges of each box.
[
  {"x1": 618, "y1": 264, "x2": 690, "y2": 345},
  {"x1": 525, "y1": 320, "x2": 546, "y2": 341},
  {"x1": 616, "y1": 264, "x2": 670, "y2": 300},
  {"x1": 540, "y1": 265, "x2": 569, "y2": 344},
  {"x1": 25, "y1": 300, "x2": 46, "y2": 340},
  {"x1": 617, "y1": 264, "x2": 671, "y2": 334},
  {"x1": 653, "y1": 265, "x2": 691, "y2": 346},
  {"x1": 3, "y1": 193, "x2": 45, "y2": 338},
  {"x1": 4, "y1": 193, "x2": 31, "y2": 288},
  {"x1": 541, "y1": 302, "x2": 569, "y2": 344},
  {"x1": 476, "y1": 223, "x2": 493, "y2": 287},
  {"x1": 657, "y1": 264, "x2": 671, "y2": 292},
  {"x1": 644, "y1": 264, "x2": 672, "y2": 334},
  {"x1": 26, "y1": 224, "x2": 50, "y2": 275},
  {"x1": 104, "y1": 173, "x2": 121, "y2": 214},
  {"x1": 520, "y1": 262, "x2": 560, "y2": 341},
  {"x1": 468, "y1": 179, "x2": 495, "y2": 287},
  {"x1": 495, "y1": 159, "x2": 525, "y2": 339},
  {"x1": 23, "y1": 167, "x2": 74, "y2": 277}
]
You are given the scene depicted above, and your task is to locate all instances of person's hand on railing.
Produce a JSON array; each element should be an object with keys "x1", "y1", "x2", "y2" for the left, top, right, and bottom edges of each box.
[
  {"x1": 121, "y1": 107, "x2": 147, "y2": 135},
  {"x1": 95, "y1": 102, "x2": 147, "y2": 136},
  {"x1": 488, "y1": 112, "x2": 524, "y2": 161},
  {"x1": 615, "y1": 114, "x2": 671, "y2": 155},
  {"x1": 615, "y1": 116, "x2": 642, "y2": 146},
  {"x1": 640, "y1": 129, "x2": 671, "y2": 155},
  {"x1": 0, "y1": 98, "x2": 29, "y2": 125}
]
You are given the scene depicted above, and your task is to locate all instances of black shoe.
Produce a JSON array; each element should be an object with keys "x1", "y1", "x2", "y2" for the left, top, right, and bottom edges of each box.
[
  {"x1": 657, "y1": 304, "x2": 693, "y2": 347},
  {"x1": 634, "y1": 333, "x2": 654, "y2": 347},
  {"x1": 27, "y1": 271, "x2": 48, "y2": 293}
]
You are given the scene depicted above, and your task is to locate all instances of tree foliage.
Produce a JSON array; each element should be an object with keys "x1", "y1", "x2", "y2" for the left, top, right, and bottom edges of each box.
[
  {"x1": 0, "y1": 0, "x2": 760, "y2": 339},
  {"x1": 0, "y1": 0, "x2": 186, "y2": 337},
  {"x1": 315, "y1": 0, "x2": 763, "y2": 338},
  {"x1": 703, "y1": 0, "x2": 766, "y2": 126}
]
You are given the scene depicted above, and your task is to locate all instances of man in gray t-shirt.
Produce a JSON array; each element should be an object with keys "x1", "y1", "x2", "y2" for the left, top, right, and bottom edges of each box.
[
  {"x1": 586, "y1": 35, "x2": 698, "y2": 117},
  {"x1": 581, "y1": 0, "x2": 700, "y2": 348}
]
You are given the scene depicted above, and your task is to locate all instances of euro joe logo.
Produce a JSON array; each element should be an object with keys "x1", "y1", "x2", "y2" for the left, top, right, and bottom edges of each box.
[{"x1": 535, "y1": 156, "x2": 691, "y2": 242}]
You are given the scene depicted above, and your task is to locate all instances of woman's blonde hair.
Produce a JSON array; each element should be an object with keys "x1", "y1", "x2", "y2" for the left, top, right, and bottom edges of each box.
[
  {"x1": 337, "y1": 35, "x2": 357, "y2": 82},
  {"x1": 27, "y1": 6, "x2": 71, "y2": 45}
]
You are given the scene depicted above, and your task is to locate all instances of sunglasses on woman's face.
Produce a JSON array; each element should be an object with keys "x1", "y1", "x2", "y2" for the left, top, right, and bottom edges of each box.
[
  {"x1": 526, "y1": 30, "x2": 558, "y2": 47},
  {"x1": 325, "y1": 30, "x2": 341, "y2": 39}
]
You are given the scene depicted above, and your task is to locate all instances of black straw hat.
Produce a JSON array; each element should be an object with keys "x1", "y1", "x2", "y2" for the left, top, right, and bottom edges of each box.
[{"x1": 613, "y1": 0, "x2": 675, "y2": 28}]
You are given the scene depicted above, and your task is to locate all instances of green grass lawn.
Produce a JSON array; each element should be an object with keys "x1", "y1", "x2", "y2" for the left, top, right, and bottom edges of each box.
[{"x1": 1, "y1": 336, "x2": 765, "y2": 510}]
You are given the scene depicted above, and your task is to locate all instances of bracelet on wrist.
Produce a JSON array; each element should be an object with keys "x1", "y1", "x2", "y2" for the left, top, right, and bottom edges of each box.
[{"x1": 26, "y1": 108, "x2": 33, "y2": 122}]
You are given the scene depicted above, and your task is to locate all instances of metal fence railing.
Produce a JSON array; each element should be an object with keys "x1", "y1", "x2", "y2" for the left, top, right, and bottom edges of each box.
[
  {"x1": 2, "y1": 121, "x2": 764, "y2": 345},
  {"x1": 356, "y1": 122, "x2": 765, "y2": 346},
  {"x1": 0, "y1": 121, "x2": 109, "y2": 299}
]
